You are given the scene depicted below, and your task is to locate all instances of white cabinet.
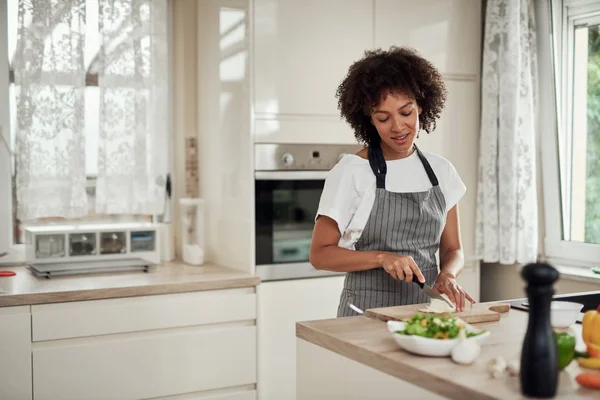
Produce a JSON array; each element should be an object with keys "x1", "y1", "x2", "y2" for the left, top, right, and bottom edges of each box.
[
  {"x1": 33, "y1": 325, "x2": 256, "y2": 400},
  {"x1": 156, "y1": 390, "x2": 256, "y2": 400},
  {"x1": 257, "y1": 276, "x2": 345, "y2": 400},
  {"x1": 0, "y1": 306, "x2": 32, "y2": 400},
  {"x1": 374, "y1": 0, "x2": 482, "y2": 77},
  {"x1": 28, "y1": 289, "x2": 257, "y2": 400},
  {"x1": 297, "y1": 339, "x2": 446, "y2": 400},
  {"x1": 253, "y1": 0, "x2": 373, "y2": 117},
  {"x1": 31, "y1": 288, "x2": 256, "y2": 341}
]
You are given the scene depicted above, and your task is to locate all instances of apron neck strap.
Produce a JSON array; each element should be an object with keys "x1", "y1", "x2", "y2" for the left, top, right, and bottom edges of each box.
[
  {"x1": 368, "y1": 141, "x2": 387, "y2": 189},
  {"x1": 414, "y1": 144, "x2": 439, "y2": 187},
  {"x1": 367, "y1": 142, "x2": 440, "y2": 188}
]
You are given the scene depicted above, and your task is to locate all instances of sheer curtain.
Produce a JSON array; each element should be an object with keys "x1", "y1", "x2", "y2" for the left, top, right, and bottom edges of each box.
[
  {"x1": 475, "y1": 0, "x2": 538, "y2": 264},
  {"x1": 94, "y1": 0, "x2": 169, "y2": 215},
  {"x1": 14, "y1": 0, "x2": 88, "y2": 221}
]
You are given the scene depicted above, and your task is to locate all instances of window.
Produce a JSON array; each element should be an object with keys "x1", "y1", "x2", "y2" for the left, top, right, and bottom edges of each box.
[
  {"x1": 540, "y1": 0, "x2": 600, "y2": 267},
  {"x1": 0, "y1": 1, "x2": 171, "y2": 263}
]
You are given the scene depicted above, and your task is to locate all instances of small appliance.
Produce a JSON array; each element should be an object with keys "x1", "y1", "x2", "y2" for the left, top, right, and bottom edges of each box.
[{"x1": 25, "y1": 222, "x2": 160, "y2": 277}]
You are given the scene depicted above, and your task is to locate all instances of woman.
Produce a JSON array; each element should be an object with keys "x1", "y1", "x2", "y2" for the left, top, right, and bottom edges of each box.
[{"x1": 309, "y1": 46, "x2": 475, "y2": 317}]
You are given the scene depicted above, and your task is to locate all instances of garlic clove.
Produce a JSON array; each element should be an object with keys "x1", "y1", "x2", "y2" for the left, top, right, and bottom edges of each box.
[
  {"x1": 506, "y1": 359, "x2": 520, "y2": 376},
  {"x1": 487, "y1": 356, "x2": 508, "y2": 379},
  {"x1": 451, "y1": 329, "x2": 481, "y2": 365}
]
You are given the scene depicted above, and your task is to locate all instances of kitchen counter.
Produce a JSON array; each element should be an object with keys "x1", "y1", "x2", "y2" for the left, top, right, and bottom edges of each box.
[
  {"x1": 0, "y1": 262, "x2": 260, "y2": 307},
  {"x1": 296, "y1": 303, "x2": 597, "y2": 400}
]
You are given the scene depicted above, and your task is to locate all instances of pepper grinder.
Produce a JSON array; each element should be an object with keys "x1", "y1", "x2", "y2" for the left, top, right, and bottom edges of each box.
[{"x1": 520, "y1": 262, "x2": 560, "y2": 398}]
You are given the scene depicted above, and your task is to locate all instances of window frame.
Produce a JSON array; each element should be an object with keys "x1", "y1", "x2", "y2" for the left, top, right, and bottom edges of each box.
[
  {"x1": 0, "y1": 0, "x2": 175, "y2": 265},
  {"x1": 540, "y1": 0, "x2": 600, "y2": 268}
]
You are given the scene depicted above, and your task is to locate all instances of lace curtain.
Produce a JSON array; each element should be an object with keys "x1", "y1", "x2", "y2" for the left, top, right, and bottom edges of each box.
[
  {"x1": 14, "y1": 0, "x2": 88, "y2": 221},
  {"x1": 475, "y1": 0, "x2": 538, "y2": 264},
  {"x1": 93, "y1": 0, "x2": 169, "y2": 215},
  {"x1": 14, "y1": 0, "x2": 169, "y2": 220}
]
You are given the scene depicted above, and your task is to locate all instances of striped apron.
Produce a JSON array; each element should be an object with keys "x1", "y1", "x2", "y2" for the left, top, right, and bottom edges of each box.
[{"x1": 337, "y1": 144, "x2": 447, "y2": 317}]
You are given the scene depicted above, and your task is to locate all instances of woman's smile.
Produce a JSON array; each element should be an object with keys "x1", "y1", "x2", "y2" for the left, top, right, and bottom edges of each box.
[
  {"x1": 371, "y1": 92, "x2": 421, "y2": 159},
  {"x1": 391, "y1": 133, "x2": 410, "y2": 145}
]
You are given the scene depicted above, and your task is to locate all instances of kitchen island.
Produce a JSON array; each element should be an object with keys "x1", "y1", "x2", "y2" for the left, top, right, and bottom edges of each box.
[{"x1": 296, "y1": 302, "x2": 597, "y2": 400}]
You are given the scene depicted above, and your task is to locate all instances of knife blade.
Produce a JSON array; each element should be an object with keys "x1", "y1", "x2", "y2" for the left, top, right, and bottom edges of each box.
[{"x1": 414, "y1": 280, "x2": 455, "y2": 309}]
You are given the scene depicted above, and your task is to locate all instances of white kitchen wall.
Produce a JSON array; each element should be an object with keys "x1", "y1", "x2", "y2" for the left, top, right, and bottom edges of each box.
[{"x1": 481, "y1": 263, "x2": 600, "y2": 301}]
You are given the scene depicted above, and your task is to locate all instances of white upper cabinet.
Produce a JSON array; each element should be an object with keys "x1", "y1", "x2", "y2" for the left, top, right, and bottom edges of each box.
[
  {"x1": 253, "y1": 0, "x2": 374, "y2": 117},
  {"x1": 374, "y1": 0, "x2": 482, "y2": 77}
]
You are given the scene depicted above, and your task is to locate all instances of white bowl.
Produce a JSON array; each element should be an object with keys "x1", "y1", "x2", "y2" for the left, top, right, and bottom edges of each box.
[
  {"x1": 387, "y1": 319, "x2": 490, "y2": 357},
  {"x1": 550, "y1": 301, "x2": 583, "y2": 328}
]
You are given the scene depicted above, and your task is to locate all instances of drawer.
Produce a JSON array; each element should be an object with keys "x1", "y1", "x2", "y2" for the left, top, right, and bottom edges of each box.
[
  {"x1": 33, "y1": 324, "x2": 257, "y2": 400},
  {"x1": 153, "y1": 388, "x2": 256, "y2": 400},
  {"x1": 32, "y1": 288, "x2": 256, "y2": 341}
]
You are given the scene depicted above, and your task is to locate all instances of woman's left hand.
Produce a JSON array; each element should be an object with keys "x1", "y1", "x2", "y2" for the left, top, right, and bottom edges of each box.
[{"x1": 432, "y1": 271, "x2": 476, "y2": 312}]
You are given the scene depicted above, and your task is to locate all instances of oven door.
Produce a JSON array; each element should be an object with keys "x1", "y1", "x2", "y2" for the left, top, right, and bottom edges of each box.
[{"x1": 255, "y1": 171, "x2": 344, "y2": 281}]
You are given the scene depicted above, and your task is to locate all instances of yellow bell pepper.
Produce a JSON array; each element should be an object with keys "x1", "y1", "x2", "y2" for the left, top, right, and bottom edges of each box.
[{"x1": 582, "y1": 306, "x2": 600, "y2": 358}]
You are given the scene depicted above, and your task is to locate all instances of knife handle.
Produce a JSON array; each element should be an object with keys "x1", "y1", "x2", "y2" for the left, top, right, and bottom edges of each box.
[{"x1": 413, "y1": 280, "x2": 424, "y2": 288}]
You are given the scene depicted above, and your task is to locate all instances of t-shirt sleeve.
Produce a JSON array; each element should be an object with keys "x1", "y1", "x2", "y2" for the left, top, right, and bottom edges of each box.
[
  {"x1": 441, "y1": 161, "x2": 466, "y2": 212},
  {"x1": 315, "y1": 159, "x2": 359, "y2": 235}
]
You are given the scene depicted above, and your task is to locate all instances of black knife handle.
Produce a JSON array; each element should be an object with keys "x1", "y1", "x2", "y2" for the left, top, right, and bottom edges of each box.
[{"x1": 413, "y1": 280, "x2": 424, "y2": 288}]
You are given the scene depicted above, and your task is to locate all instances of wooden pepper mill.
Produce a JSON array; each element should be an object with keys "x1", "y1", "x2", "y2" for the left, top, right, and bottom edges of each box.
[{"x1": 520, "y1": 262, "x2": 560, "y2": 398}]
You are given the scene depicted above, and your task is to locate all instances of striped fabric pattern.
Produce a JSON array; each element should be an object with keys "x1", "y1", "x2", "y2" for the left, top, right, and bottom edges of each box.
[{"x1": 337, "y1": 146, "x2": 447, "y2": 317}]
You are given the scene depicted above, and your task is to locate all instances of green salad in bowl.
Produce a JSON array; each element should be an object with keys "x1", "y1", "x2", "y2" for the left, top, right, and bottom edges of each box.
[
  {"x1": 394, "y1": 313, "x2": 485, "y2": 340},
  {"x1": 387, "y1": 313, "x2": 490, "y2": 356}
]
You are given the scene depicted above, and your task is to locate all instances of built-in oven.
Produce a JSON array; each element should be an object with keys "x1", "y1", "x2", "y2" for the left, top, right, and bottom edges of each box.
[{"x1": 254, "y1": 143, "x2": 362, "y2": 281}]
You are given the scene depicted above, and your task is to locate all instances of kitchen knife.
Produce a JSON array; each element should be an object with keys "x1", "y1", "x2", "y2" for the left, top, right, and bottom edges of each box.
[{"x1": 414, "y1": 280, "x2": 455, "y2": 309}]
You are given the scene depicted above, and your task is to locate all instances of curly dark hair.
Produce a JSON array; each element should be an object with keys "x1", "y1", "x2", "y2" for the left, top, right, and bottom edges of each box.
[{"x1": 335, "y1": 46, "x2": 447, "y2": 145}]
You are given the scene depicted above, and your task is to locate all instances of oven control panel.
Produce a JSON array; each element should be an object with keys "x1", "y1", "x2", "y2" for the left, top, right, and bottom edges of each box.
[{"x1": 255, "y1": 143, "x2": 363, "y2": 170}]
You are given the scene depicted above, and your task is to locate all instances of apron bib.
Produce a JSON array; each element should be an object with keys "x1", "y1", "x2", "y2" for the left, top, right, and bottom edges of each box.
[{"x1": 337, "y1": 144, "x2": 447, "y2": 317}]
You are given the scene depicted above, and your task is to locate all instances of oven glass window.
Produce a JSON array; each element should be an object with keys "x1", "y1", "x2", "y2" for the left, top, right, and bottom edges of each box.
[{"x1": 255, "y1": 180, "x2": 324, "y2": 265}]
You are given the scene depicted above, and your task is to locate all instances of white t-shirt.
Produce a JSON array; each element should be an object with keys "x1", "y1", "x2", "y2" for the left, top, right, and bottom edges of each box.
[{"x1": 316, "y1": 150, "x2": 466, "y2": 250}]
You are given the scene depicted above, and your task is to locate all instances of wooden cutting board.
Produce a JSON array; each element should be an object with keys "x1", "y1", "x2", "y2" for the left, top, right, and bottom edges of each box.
[{"x1": 365, "y1": 302, "x2": 511, "y2": 324}]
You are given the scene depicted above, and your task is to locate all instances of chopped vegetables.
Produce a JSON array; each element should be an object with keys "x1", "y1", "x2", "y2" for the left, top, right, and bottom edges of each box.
[{"x1": 394, "y1": 313, "x2": 484, "y2": 340}]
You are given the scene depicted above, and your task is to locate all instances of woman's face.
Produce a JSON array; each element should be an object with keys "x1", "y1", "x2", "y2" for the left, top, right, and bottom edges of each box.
[{"x1": 370, "y1": 92, "x2": 421, "y2": 159}]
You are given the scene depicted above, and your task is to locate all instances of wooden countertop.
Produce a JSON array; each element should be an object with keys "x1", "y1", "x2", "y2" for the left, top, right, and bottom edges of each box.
[
  {"x1": 296, "y1": 304, "x2": 598, "y2": 400},
  {"x1": 0, "y1": 262, "x2": 260, "y2": 307}
]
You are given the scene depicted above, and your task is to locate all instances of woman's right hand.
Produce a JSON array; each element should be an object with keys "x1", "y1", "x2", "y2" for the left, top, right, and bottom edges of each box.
[{"x1": 378, "y1": 253, "x2": 425, "y2": 283}]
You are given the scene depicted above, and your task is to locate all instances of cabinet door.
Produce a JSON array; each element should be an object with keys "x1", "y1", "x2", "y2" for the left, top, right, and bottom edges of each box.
[
  {"x1": 32, "y1": 288, "x2": 256, "y2": 341},
  {"x1": 154, "y1": 389, "x2": 256, "y2": 400},
  {"x1": 374, "y1": 0, "x2": 482, "y2": 76},
  {"x1": 0, "y1": 306, "x2": 32, "y2": 400},
  {"x1": 257, "y1": 276, "x2": 345, "y2": 400},
  {"x1": 33, "y1": 325, "x2": 257, "y2": 400},
  {"x1": 253, "y1": 0, "x2": 373, "y2": 117}
]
